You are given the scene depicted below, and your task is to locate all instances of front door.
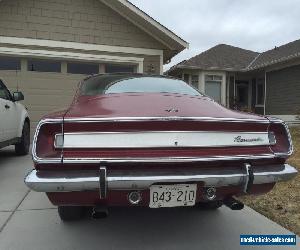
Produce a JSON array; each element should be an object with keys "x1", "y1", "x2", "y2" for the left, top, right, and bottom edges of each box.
[{"x1": 235, "y1": 81, "x2": 249, "y2": 111}]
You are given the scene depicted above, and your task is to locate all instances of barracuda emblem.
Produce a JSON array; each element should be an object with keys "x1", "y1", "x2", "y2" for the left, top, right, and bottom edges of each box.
[
  {"x1": 234, "y1": 136, "x2": 264, "y2": 143},
  {"x1": 165, "y1": 108, "x2": 179, "y2": 113}
]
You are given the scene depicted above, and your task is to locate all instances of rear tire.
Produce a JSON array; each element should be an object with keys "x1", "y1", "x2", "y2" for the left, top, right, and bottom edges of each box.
[
  {"x1": 197, "y1": 201, "x2": 223, "y2": 210},
  {"x1": 58, "y1": 206, "x2": 84, "y2": 221},
  {"x1": 15, "y1": 121, "x2": 30, "y2": 156}
]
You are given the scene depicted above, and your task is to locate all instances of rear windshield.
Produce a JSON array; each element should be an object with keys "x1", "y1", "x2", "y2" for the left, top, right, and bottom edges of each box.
[{"x1": 80, "y1": 75, "x2": 202, "y2": 96}]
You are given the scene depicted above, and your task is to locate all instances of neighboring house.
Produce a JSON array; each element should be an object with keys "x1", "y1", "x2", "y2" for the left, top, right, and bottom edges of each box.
[
  {"x1": 167, "y1": 40, "x2": 300, "y2": 124},
  {"x1": 0, "y1": 0, "x2": 188, "y2": 137}
]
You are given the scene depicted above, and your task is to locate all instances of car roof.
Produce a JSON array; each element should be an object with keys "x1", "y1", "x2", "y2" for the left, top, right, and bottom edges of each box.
[{"x1": 83, "y1": 73, "x2": 177, "y2": 82}]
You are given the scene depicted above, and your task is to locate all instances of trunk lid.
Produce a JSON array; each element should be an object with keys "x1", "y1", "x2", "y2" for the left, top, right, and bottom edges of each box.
[
  {"x1": 64, "y1": 93, "x2": 267, "y2": 121},
  {"x1": 58, "y1": 93, "x2": 273, "y2": 162}
]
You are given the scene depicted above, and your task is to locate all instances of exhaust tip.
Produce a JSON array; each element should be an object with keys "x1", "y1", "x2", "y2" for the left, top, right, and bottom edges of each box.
[
  {"x1": 92, "y1": 206, "x2": 108, "y2": 219},
  {"x1": 128, "y1": 191, "x2": 142, "y2": 205},
  {"x1": 205, "y1": 187, "x2": 217, "y2": 201},
  {"x1": 230, "y1": 202, "x2": 244, "y2": 210},
  {"x1": 224, "y1": 197, "x2": 244, "y2": 210}
]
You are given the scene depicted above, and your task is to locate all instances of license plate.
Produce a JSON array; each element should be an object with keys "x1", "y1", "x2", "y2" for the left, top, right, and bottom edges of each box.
[{"x1": 149, "y1": 184, "x2": 197, "y2": 208}]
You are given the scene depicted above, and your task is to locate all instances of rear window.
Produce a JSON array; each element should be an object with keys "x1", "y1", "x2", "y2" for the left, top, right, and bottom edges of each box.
[{"x1": 80, "y1": 75, "x2": 201, "y2": 96}]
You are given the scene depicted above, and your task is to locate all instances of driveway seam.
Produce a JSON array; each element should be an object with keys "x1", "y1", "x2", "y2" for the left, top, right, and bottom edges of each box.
[
  {"x1": 17, "y1": 208, "x2": 56, "y2": 211},
  {"x1": 0, "y1": 189, "x2": 30, "y2": 233}
]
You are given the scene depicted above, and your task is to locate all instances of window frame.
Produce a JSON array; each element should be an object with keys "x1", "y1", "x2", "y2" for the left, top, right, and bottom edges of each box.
[
  {"x1": 27, "y1": 59, "x2": 61, "y2": 73},
  {"x1": 0, "y1": 56, "x2": 21, "y2": 71},
  {"x1": 204, "y1": 74, "x2": 223, "y2": 103},
  {"x1": 105, "y1": 64, "x2": 136, "y2": 74},
  {"x1": 67, "y1": 62, "x2": 99, "y2": 75}
]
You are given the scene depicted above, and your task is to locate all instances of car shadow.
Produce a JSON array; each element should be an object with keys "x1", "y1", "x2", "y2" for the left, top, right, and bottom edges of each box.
[
  {"x1": 0, "y1": 146, "x2": 16, "y2": 161},
  {"x1": 0, "y1": 146, "x2": 31, "y2": 166},
  {"x1": 60, "y1": 206, "x2": 227, "y2": 250}
]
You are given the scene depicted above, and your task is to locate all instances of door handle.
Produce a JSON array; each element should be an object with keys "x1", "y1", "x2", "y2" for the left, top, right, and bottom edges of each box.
[{"x1": 4, "y1": 104, "x2": 10, "y2": 109}]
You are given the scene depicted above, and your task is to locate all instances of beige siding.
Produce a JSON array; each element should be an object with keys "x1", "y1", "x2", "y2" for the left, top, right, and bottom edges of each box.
[
  {"x1": 143, "y1": 55, "x2": 161, "y2": 75},
  {"x1": 266, "y1": 64, "x2": 300, "y2": 115},
  {"x1": 0, "y1": 0, "x2": 166, "y2": 50}
]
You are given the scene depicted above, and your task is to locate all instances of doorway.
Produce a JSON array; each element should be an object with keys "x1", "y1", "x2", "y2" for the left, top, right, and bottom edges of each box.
[{"x1": 235, "y1": 81, "x2": 250, "y2": 111}]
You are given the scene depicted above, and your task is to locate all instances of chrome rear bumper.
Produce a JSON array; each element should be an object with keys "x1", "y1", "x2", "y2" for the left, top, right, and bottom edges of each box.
[{"x1": 24, "y1": 164, "x2": 297, "y2": 197}]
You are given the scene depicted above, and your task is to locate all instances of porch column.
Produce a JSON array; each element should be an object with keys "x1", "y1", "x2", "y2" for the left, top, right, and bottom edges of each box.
[{"x1": 199, "y1": 72, "x2": 205, "y2": 93}]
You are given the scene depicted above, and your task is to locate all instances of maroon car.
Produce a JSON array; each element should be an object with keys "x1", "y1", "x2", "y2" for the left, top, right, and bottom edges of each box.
[{"x1": 25, "y1": 74, "x2": 297, "y2": 221}]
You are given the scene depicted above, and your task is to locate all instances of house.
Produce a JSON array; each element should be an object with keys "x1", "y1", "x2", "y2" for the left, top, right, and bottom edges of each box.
[
  {"x1": 167, "y1": 40, "x2": 300, "y2": 124},
  {"x1": 0, "y1": 0, "x2": 188, "y2": 136}
]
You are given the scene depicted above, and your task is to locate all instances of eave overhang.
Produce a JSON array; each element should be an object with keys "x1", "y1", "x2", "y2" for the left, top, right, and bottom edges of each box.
[{"x1": 99, "y1": 0, "x2": 189, "y2": 61}]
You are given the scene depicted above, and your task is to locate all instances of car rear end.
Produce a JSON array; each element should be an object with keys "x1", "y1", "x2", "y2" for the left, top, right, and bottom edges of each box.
[
  {"x1": 26, "y1": 116, "x2": 297, "y2": 210},
  {"x1": 24, "y1": 74, "x2": 297, "y2": 220}
]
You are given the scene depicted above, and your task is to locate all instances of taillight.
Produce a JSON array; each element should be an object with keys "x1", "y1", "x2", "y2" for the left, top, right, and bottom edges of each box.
[
  {"x1": 32, "y1": 119, "x2": 63, "y2": 163},
  {"x1": 268, "y1": 122, "x2": 293, "y2": 157}
]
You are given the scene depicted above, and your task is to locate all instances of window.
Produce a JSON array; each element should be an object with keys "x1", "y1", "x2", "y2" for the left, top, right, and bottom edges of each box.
[
  {"x1": 28, "y1": 59, "x2": 61, "y2": 73},
  {"x1": 0, "y1": 81, "x2": 11, "y2": 100},
  {"x1": 205, "y1": 75, "x2": 222, "y2": 103},
  {"x1": 183, "y1": 74, "x2": 189, "y2": 83},
  {"x1": 105, "y1": 64, "x2": 135, "y2": 73},
  {"x1": 191, "y1": 75, "x2": 199, "y2": 89},
  {"x1": 80, "y1": 75, "x2": 202, "y2": 96},
  {"x1": 256, "y1": 79, "x2": 265, "y2": 106},
  {"x1": 67, "y1": 62, "x2": 99, "y2": 75},
  {"x1": 0, "y1": 56, "x2": 21, "y2": 71}
]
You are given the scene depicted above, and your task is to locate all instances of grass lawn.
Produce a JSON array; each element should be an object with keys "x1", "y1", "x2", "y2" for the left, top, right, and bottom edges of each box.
[{"x1": 240, "y1": 126, "x2": 300, "y2": 235}]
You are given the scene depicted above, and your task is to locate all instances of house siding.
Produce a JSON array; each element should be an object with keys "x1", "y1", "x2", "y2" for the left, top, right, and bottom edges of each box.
[
  {"x1": 0, "y1": 0, "x2": 166, "y2": 50},
  {"x1": 266, "y1": 64, "x2": 300, "y2": 115},
  {"x1": 143, "y1": 55, "x2": 161, "y2": 74}
]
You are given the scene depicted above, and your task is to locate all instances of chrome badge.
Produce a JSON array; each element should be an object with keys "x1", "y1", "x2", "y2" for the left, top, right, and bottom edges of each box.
[
  {"x1": 165, "y1": 108, "x2": 179, "y2": 113},
  {"x1": 234, "y1": 136, "x2": 264, "y2": 143}
]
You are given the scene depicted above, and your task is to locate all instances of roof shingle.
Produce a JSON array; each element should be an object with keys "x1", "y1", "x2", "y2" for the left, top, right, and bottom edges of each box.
[
  {"x1": 248, "y1": 39, "x2": 300, "y2": 70},
  {"x1": 172, "y1": 44, "x2": 259, "y2": 71},
  {"x1": 168, "y1": 39, "x2": 300, "y2": 73}
]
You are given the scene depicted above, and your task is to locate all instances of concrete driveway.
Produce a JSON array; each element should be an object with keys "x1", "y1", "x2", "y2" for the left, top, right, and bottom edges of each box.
[{"x1": 0, "y1": 146, "x2": 298, "y2": 250}]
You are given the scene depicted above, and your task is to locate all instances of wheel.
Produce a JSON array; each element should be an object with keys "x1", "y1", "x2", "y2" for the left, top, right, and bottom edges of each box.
[
  {"x1": 197, "y1": 201, "x2": 223, "y2": 210},
  {"x1": 15, "y1": 121, "x2": 30, "y2": 156},
  {"x1": 58, "y1": 206, "x2": 84, "y2": 221}
]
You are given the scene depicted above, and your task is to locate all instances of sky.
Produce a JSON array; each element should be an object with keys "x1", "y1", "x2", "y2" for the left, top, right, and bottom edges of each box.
[{"x1": 130, "y1": 0, "x2": 300, "y2": 71}]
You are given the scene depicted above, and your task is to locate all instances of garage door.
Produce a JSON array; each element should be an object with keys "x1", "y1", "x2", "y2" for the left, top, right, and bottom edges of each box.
[{"x1": 0, "y1": 57, "x2": 136, "y2": 141}]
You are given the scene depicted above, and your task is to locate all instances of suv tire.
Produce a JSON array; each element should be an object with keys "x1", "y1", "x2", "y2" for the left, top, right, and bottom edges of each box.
[{"x1": 15, "y1": 121, "x2": 30, "y2": 156}]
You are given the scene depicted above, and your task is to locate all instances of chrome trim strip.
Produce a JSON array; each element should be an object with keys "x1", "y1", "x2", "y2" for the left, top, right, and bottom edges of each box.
[
  {"x1": 24, "y1": 164, "x2": 298, "y2": 192},
  {"x1": 54, "y1": 131, "x2": 271, "y2": 149},
  {"x1": 32, "y1": 117, "x2": 293, "y2": 164},
  {"x1": 275, "y1": 122, "x2": 294, "y2": 157},
  {"x1": 266, "y1": 119, "x2": 293, "y2": 158},
  {"x1": 63, "y1": 116, "x2": 270, "y2": 123},
  {"x1": 32, "y1": 118, "x2": 63, "y2": 164},
  {"x1": 62, "y1": 154, "x2": 276, "y2": 164}
]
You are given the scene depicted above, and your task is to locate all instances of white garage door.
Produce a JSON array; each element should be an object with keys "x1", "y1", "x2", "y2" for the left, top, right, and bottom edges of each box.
[{"x1": 0, "y1": 56, "x2": 136, "y2": 140}]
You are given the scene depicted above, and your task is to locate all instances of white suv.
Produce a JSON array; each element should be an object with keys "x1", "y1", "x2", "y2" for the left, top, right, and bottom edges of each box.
[{"x1": 0, "y1": 79, "x2": 30, "y2": 155}]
